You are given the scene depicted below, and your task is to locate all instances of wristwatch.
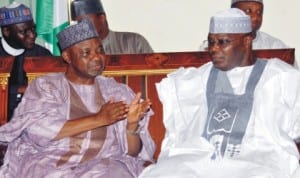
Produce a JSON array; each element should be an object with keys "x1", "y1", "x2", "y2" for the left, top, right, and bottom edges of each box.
[{"x1": 126, "y1": 125, "x2": 143, "y2": 135}]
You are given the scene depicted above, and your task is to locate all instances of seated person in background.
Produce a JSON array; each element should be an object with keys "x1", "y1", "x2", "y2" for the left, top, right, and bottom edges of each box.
[
  {"x1": 71, "y1": 0, "x2": 153, "y2": 55},
  {"x1": 199, "y1": 0, "x2": 289, "y2": 51},
  {"x1": 0, "y1": 18, "x2": 155, "y2": 178},
  {"x1": 140, "y1": 8, "x2": 300, "y2": 178},
  {"x1": 0, "y1": 2, "x2": 52, "y2": 120},
  {"x1": 231, "y1": 0, "x2": 289, "y2": 49}
]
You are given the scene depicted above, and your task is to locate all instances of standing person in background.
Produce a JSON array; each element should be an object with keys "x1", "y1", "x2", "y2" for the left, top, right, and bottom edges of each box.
[
  {"x1": 0, "y1": 2, "x2": 52, "y2": 120},
  {"x1": 70, "y1": 0, "x2": 153, "y2": 54},
  {"x1": 231, "y1": 0, "x2": 289, "y2": 49},
  {"x1": 200, "y1": 0, "x2": 289, "y2": 51},
  {"x1": 0, "y1": 18, "x2": 155, "y2": 177},
  {"x1": 140, "y1": 8, "x2": 300, "y2": 178}
]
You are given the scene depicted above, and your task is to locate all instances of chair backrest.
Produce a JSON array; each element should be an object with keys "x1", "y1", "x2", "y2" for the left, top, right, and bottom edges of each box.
[{"x1": 0, "y1": 56, "x2": 14, "y2": 125}]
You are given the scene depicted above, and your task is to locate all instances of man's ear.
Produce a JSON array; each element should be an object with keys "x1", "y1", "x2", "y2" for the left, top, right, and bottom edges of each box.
[
  {"x1": 2, "y1": 27, "x2": 10, "y2": 38},
  {"x1": 62, "y1": 50, "x2": 71, "y2": 64},
  {"x1": 100, "y1": 14, "x2": 106, "y2": 21}
]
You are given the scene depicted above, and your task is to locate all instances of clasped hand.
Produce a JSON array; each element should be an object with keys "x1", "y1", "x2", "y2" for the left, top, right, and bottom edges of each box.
[{"x1": 95, "y1": 92, "x2": 151, "y2": 126}]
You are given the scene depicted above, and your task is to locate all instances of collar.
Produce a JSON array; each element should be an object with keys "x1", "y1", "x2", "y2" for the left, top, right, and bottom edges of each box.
[
  {"x1": 1, "y1": 38, "x2": 25, "y2": 56},
  {"x1": 252, "y1": 31, "x2": 261, "y2": 44}
]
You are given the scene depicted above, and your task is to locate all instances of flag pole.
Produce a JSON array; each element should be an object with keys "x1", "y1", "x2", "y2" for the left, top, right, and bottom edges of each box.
[{"x1": 67, "y1": 0, "x2": 72, "y2": 23}]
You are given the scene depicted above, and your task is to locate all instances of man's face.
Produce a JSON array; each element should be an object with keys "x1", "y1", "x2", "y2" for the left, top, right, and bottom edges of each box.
[
  {"x1": 5, "y1": 20, "x2": 37, "y2": 49},
  {"x1": 64, "y1": 38, "x2": 106, "y2": 84},
  {"x1": 75, "y1": 13, "x2": 109, "y2": 40},
  {"x1": 207, "y1": 33, "x2": 251, "y2": 71},
  {"x1": 233, "y1": 2, "x2": 263, "y2": 33}
]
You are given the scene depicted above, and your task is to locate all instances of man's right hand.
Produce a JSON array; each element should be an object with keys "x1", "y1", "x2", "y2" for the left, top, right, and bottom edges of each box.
[
  {"x1": 95, "y1": 98, "x2": 129, "y2": 126},
  {"x1": 55, "y1": 98, "x2": 129, "y2": 140}
]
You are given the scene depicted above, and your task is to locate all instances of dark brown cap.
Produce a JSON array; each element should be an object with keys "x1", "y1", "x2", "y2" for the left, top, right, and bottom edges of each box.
[{"x1": 71, "y1": 0, "x2": 105, "y2": 20}]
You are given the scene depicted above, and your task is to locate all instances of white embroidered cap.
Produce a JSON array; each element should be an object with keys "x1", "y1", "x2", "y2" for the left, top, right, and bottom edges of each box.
[{"x1": 209, "y1": 8, "x2": 252, "y2": 34}]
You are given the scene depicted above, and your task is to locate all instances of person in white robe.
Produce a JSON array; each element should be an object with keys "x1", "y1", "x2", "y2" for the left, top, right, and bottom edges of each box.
[
  {"x1": 139, "y1": 8, "x2": 300, "y2": 178},
  {"x1": 0, "y1": 18, "x2": 155, "y2": 178},
  {"x1": 70, "y1": 0, "x2": 153, "y2": 55},
  {"x1": 200, "y1": 0, "x2": 289, "y2": 51},
  {"x1": 231, "y1": 0, "x2": 289, "y2": 49}
]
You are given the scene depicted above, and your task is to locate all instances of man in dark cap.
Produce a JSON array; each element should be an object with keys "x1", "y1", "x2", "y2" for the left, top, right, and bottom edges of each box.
[
  {"x1": 0, "y1": 18, "x2": 155, "y2": 177},
  {"x1": 0, "y1": 2, "x2": 52, "y2": 120},
  {"x1": 71, "y1": 0, "x2": 153, "y2": 54}
]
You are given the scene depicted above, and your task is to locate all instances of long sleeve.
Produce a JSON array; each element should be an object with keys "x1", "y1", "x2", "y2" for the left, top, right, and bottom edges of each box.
[{"x1": 0, "y1": 73, "x2": 68, "y2": 146}]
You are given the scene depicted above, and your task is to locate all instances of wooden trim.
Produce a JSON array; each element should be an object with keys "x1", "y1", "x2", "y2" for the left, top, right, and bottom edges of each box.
[{"x1": 0, "y1": 56, "x2": 14, "y2": 125}]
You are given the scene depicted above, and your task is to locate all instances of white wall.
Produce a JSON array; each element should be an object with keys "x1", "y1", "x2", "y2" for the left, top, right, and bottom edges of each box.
[
  {"x1": 102, "y1": 0, "x2": 300, "y2": 64},
  {"x1": 1, "y1": 0, "x2": 299, "y2": 64}
]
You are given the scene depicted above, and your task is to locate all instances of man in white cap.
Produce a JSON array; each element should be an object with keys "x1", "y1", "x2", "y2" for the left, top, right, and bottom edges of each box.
[
  {"x1": 70, "y1": 0, "x2": 153, "y2": 55},
  {"x1": 0, "y1": 18, "x2": 155, "y2": 177},
  {"x1": 0, "y1": 2, "x2": 52, "y2": 120},
  {"x1": 231, "y1": 0, "x2": 289, "y2": 49},
  {"x1": 139, "y1": 8, "x2": 300, "y2": 178}
]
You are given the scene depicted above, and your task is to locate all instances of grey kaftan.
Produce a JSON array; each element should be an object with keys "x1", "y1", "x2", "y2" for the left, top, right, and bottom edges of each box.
[{"x1": 102, "y1": 31, "x2": 153, "y2": 55}]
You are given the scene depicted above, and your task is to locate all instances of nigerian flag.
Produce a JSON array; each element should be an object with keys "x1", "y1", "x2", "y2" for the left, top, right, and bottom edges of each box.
[{"x1": 36, "y1": 0, "x2": 69, "y2": 56}]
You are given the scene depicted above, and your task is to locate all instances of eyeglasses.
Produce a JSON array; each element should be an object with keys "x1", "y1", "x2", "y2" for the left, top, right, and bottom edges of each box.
[
  {"x1": 202, "y1": 38, "x2": 240, "y2": 48},
  {"x1": 203, "y1": 35, "x2": 249, "y2": 48}
]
